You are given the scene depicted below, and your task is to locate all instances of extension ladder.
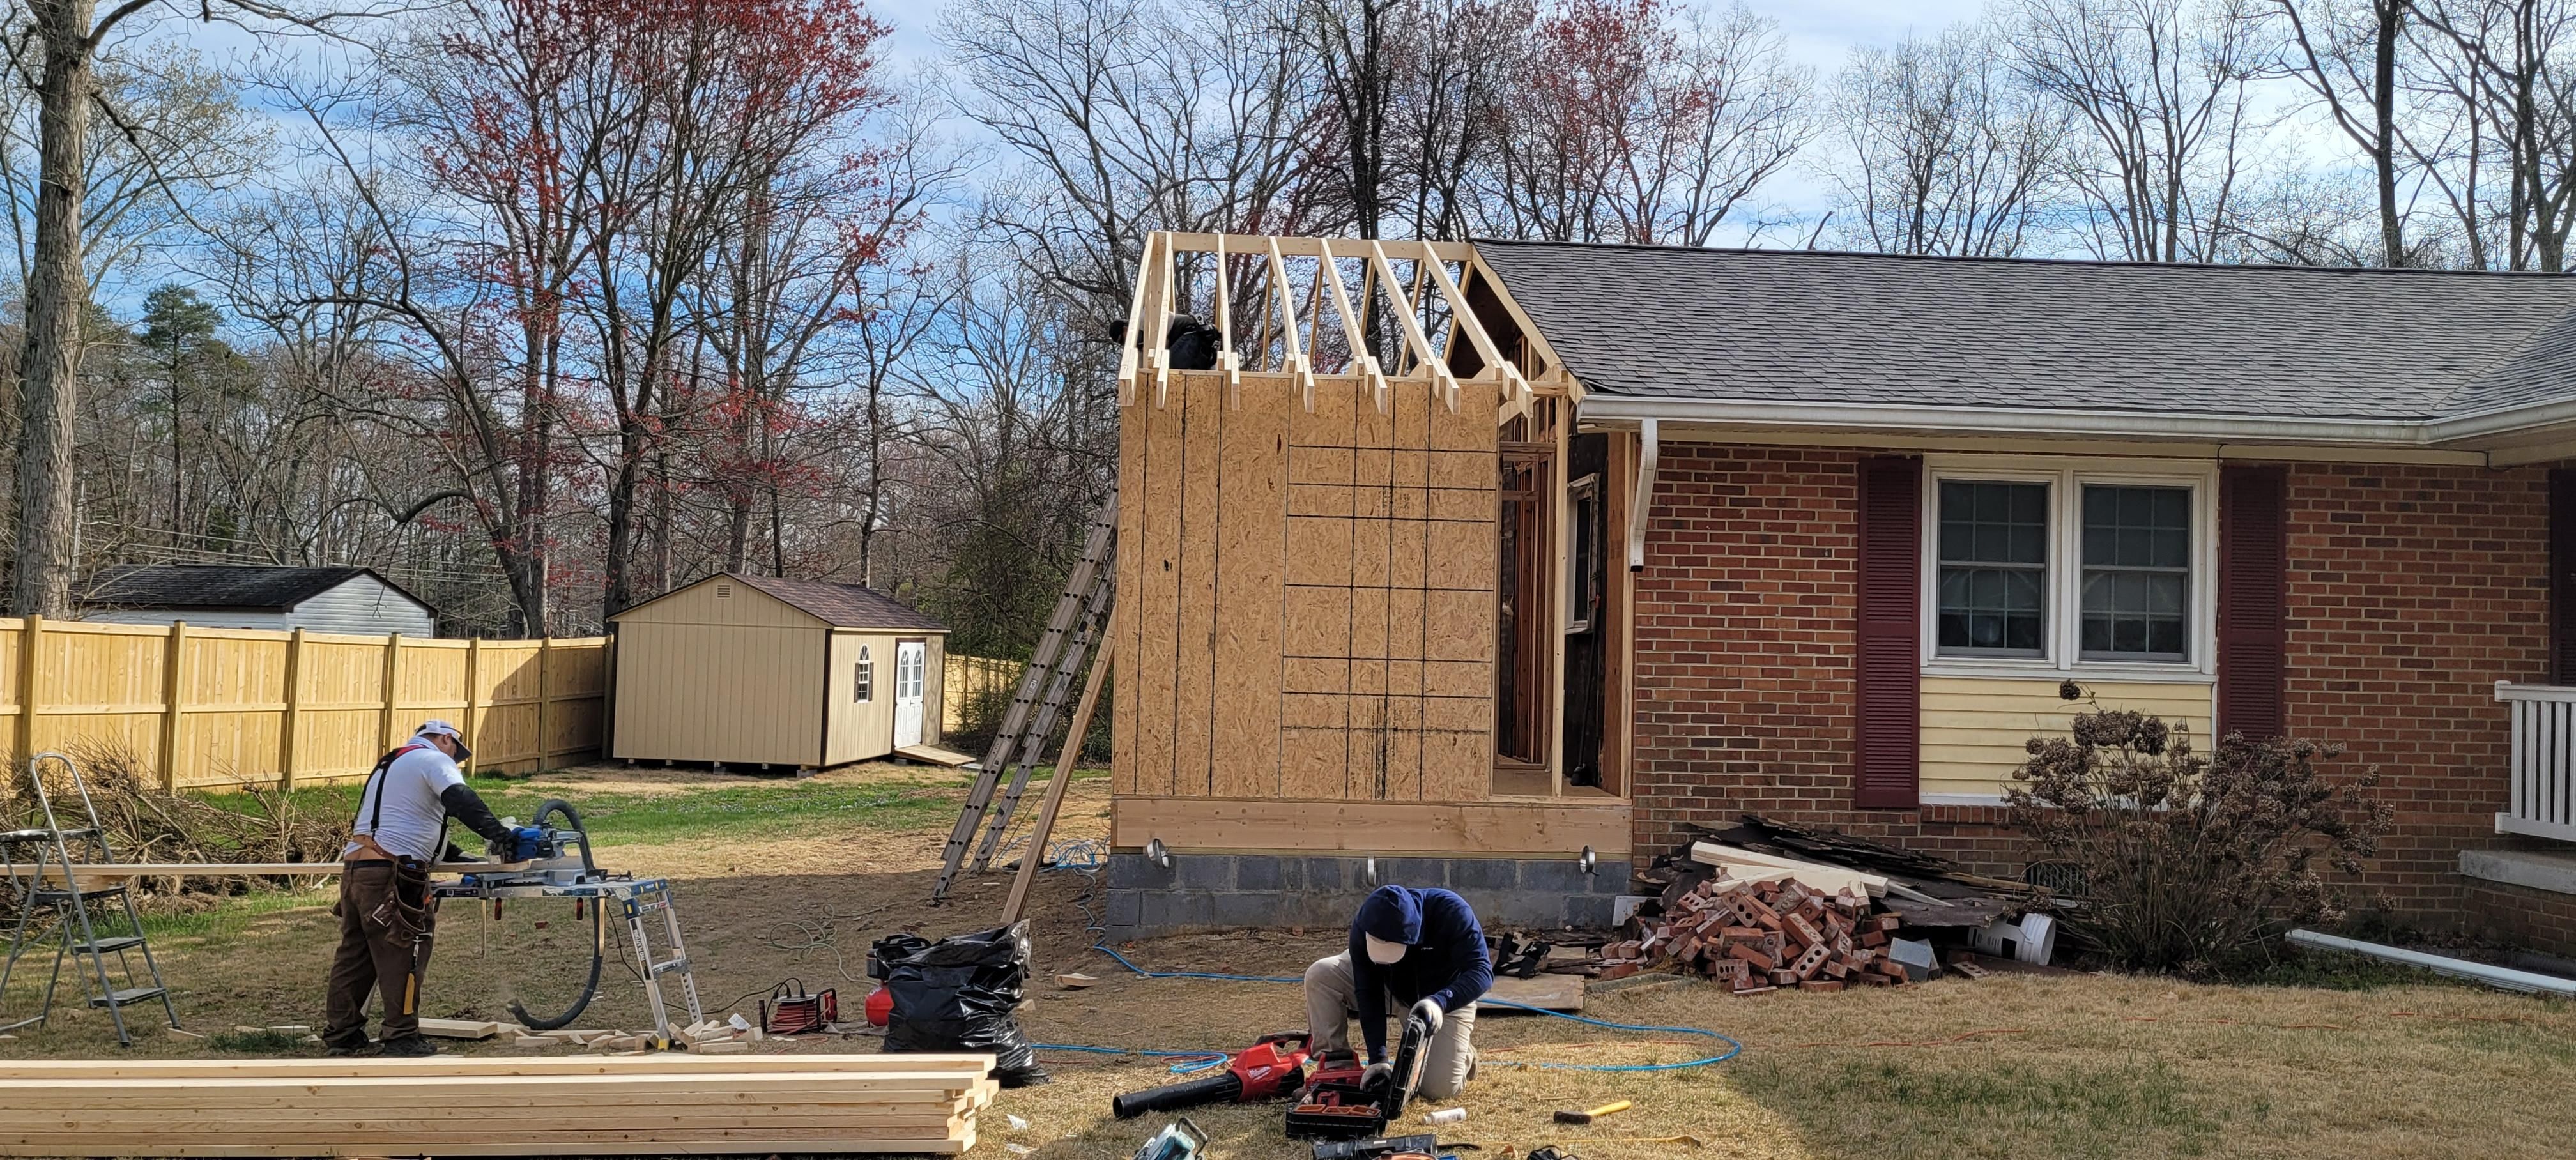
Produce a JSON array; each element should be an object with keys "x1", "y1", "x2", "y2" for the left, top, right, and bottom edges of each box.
[
  {"x1": 931, "y1": 487, "x2": 1117, "y2": 903},
  {"x1": 0, "y1": 752, "x2": 180, "y2": 1047}
]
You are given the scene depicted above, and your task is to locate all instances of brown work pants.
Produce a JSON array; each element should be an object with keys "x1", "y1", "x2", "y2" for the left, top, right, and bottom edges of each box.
[{"x1": 322, "y1": 860, "x2": 436, "y2": 1046}]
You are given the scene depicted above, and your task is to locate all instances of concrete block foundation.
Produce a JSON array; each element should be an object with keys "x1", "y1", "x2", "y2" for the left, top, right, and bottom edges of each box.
[{"x1": 1100, "y1": 853, "x2": 1633, "y2": 938}]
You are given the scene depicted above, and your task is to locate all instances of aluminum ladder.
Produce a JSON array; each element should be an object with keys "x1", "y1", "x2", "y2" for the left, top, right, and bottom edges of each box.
[
  {"x1": 931, "y1": 487, "x2": 1116, "y2": 903},
  {"x1": 1, "y1": 752, "x2": 180, "y2": 1046}
]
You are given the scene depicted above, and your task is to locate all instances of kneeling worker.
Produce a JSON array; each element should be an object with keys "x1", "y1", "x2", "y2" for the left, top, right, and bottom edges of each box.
[
  {"x1": 323, "y1": 719, "x2": 517, "y2": 1057},
  {"x1": 1305, "y1": 883, "x2": 1493, "y2": 1100}
]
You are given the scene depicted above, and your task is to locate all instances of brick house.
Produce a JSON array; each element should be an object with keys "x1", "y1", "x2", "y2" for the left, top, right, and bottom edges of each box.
[{"x1": 1100, "y1": 233, "x2": 2576, "y2": 956}]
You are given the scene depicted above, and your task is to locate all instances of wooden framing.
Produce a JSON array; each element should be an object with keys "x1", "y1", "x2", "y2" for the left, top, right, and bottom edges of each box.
[{"x1": 1116, "y1": 231, "x2": 1558, "y2": 409}]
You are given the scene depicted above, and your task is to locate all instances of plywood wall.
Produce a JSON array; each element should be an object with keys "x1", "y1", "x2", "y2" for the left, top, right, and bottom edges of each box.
[
  {"x1": 1116, "y1": 372, "x2": 1500, "y2": 802},
  {"x1": 1920, "y1": 676, "x2": 2216, "y2": 798}
]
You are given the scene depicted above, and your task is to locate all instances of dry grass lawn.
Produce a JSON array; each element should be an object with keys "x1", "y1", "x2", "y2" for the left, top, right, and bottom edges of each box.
[{"x1": 4, "y1": 761, "x2": 2572, "y2": 1159}]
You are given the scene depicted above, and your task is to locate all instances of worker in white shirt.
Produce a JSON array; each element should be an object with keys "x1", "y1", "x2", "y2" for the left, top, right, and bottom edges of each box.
[{"x1": 321, "y1": 719, "x2": 517, "y2": 1057}]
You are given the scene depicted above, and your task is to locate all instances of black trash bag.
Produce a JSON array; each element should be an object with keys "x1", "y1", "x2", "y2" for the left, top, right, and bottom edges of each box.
[
  {"x1": 881, "y1": 920, "x2": 1049, "y2": 1087},
  {"x1": 868, "y1": 932, "x2": 932, "y2": 981}
]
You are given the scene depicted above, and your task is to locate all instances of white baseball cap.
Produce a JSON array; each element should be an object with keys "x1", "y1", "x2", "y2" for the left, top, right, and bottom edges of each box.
[
  {"x1": 416, "y1": 719, "x2": 472, "y2": 759},
  {"x1": 1363, "y1": 934, "x2": 1408, "y2": 965}
]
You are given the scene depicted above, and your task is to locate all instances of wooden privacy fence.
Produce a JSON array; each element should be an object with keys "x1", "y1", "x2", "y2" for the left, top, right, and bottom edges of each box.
[
  {"x1": 944, "y1": 653, "x2": 1018, "y2": 733},
  {"x1": 0, "y1": 616, "x2": 608, "y2": 791}
]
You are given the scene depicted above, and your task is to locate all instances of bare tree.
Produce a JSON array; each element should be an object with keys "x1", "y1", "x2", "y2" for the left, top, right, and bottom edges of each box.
[
  {"x1": 2413, "y1": 0, "x2": 2576, "y2": 270},
  {"x1": 1823, "y1": 24, "x2": 2071, "y2": 255},
  {"x1": 2008, "y1": 0, "x2": 2273, "y2": 262},
  {"x1": 2267, "y1": 0, "x2": 2418, "y2": 264}
]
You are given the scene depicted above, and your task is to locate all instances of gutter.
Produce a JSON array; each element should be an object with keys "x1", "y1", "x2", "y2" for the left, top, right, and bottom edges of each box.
[
  {"x1": 2287, "y1": 929, "x2": 2576, "y2": 996},
  {"x1": 1577, "y1": 393, "x2": 2576, "y2": 450}
]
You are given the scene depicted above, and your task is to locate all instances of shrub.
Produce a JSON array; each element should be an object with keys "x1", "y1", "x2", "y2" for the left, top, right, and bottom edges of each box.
[{"x1": 2007, "y1": 692, "x2": 2393, "y2": 979}]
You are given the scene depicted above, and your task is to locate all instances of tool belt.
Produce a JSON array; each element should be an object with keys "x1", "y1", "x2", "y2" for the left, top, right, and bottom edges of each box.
[{"x1": 342, "y1": 744, "x2": 438, "y2": 942}]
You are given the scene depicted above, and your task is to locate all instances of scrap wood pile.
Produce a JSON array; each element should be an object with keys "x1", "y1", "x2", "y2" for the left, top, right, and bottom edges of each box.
[
  {"x1": 1606, "y1": 814, "x2": 2046, "y2": 995},
  {"x1": 0, "y1": 1053, "x2": 998, "y2": 1157}
]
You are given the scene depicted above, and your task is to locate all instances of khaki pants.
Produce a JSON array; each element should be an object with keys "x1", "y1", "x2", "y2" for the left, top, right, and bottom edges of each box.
[
  {"x1": 1303, "y1": 951, "x2": 1477, "y2": 1100},
  {"x1": 322, "y1": 861, "x2": 436, "y2": 1046}
]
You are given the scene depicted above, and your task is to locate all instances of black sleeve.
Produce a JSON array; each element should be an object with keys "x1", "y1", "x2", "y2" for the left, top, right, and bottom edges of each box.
[{"x1": 440, "y1": 783, "x2": 514, "y2": 846}]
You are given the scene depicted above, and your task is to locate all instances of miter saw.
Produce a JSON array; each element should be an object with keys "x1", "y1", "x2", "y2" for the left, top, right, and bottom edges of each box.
[{"x1": 432, "y1": 798, "x2": 705, "y2": 1042}]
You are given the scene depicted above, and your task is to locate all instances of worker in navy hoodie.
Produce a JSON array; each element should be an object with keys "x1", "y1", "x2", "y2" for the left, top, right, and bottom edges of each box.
[{"x1": 1303, "y1": 883, "x2": 1492, "y2": 1099}]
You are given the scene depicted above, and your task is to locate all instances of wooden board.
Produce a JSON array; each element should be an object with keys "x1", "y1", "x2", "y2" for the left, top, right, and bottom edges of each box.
[
  {"x1": 1477, "y1": 972, "x2": 1584, "y2": 1012},
  {"x1": 1690, "y1": 841, "x2": 1887, "y2": 898},
  {"x1": 0, "y1": 1055, "x2": 993, "y2": 1158},
  {"x1": 1114, "y1": 795, "x2": 1629, "y2": 856},
  {"x1": 894, "y1": 744, "x2": 977, "y2": 768},
  {"x1": 416, "y1": 1017, "x2": 520, "y2": 1040},
  {"x1": 43, "y1": 859, "x2": 539, "y2": 882}
]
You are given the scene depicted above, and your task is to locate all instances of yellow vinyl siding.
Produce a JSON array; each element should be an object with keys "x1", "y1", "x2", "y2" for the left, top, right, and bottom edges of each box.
[
  {"x1": 1920, "y1": 676, "x2": 2214, "y2": 798},
  {"x1": 611, "y1": 621, "x2": 825, "y2": 767},
  {"x1": 824, "y1": 632, "x2": 895, "y2": 765}
]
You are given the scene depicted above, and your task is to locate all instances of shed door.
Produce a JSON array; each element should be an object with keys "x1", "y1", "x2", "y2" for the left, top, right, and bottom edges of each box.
[{"x1": 894, "y1": 640, "x2": 928, "y2": 748}]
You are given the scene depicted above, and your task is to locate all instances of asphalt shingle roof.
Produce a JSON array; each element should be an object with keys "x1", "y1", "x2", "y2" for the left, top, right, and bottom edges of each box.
[
  {"x1": 79, "y1": 565, "x2": 413, "y2": 611},
  {"x1": 728, "y1": 574, "x2": 947, "y2": 631},
  {"x1": 1472, "y1": 240, "x2": 2576, "y2": 422}
]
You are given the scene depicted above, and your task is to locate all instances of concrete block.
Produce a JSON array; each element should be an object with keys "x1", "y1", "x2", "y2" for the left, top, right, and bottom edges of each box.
[
  {"x1": 1213, "y1": 891, "x2": 1285, "y2": 929},
  {"x1": 1517, "y1": 858, "x2": 1593, "y2": 895},
  {"x1": 1305, "y1": 859, "x2": 1348, "y2": 890},
  {"x1": 1107, "y1": 853, "x2": 1174, "y2": 890},
  {"x1": 1563, "y1": 894, "x2": 1616, "y2": 929},
  {"x1": 2462, "y1": 848, "x2": 2576, "y2": 896},
  {"x1": 1591, "y1": 860, "x2": 1636, "y2": 894},
  {"x1": 1446, "y1": 858, "x2": 1520, "y2": 890},
  {"x1": 1235, "y1": 855, "x2": 1285, "y2": 892},
  {"x1": 1105, "y1": 889, "x2": 1142, "y2": 931},
  {"x1": 1379, "y1": 858, "x2": 1447, "y2": 887},
  {"x1": 1174, "y1": 855, "x2": 1236, "y2": 891}
]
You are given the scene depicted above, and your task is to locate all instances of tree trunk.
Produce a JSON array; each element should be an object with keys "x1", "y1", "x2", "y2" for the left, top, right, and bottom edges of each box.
[
  {"x1": 2374, "y1": 0, "x2": 2405, "y2": 266},
  {"x1": 13, "y1": 0, "x2": 100, "y2": 616}
]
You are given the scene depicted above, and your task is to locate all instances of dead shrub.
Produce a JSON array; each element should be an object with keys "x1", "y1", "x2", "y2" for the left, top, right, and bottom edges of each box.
[
  {"x1": 1, "y1": 740, "x2": 349, "y2": 919},
  {"x1": 2007, "y1": 693, "x2": 2394, "y2": 980}
]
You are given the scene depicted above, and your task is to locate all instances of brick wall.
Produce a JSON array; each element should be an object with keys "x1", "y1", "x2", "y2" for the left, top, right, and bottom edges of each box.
[
  {"x1": 1627, "y1": 448, "x2": 2559, "y2": 918},
  {"x1": 1627, "y1": 444, "x2": 2025, "y2": 875},
  {"x1": 2280, "y1": 462, "x2": 2555, "y2": 911}
]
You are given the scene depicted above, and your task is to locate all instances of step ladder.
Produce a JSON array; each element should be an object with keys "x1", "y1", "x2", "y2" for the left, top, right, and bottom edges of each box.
[
  {"x1": 617, "y1": 881, "x2": 706, "y2": 1043},
  {"x1": 931, "y1": 487, "x2": 1117, "y2": 903},
  {"x1": 1, "y1": 752, "x2": 180, "y2": 1047}
]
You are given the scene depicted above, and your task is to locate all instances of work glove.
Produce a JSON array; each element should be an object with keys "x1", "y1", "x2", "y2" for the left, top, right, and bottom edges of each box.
[
  {"x1": 1360, "y1": 1061, "x2": 1392, "y2": 1092},
  {"x1": 1410, "y1": 998, "x2": 1445, "y2": 1037}
]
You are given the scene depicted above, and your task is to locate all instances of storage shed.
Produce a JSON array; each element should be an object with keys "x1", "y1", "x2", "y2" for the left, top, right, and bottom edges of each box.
[
  {"x1": 78, "y1": 564, "x2": 439, "y2": 636},
  {"x1": 608, "y1": 572, "x2": 951, "y2": 770}
]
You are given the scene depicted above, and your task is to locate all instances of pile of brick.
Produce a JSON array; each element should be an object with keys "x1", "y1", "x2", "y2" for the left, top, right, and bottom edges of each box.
[{"x1": 1598, "y1": 871, "x2": 1912, "y2": 995}]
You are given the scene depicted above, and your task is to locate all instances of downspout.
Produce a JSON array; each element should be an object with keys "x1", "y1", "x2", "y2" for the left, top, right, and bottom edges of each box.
[{"x1": 1629, "y1": 418, "x2": 1658, "y2": 571}]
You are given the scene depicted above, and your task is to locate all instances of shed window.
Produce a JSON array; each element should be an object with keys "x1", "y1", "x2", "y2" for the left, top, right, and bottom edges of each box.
[
  {"x1": 1936, "y1": 480, "x2": 2049, "y2": 657},
  {"x1": 854, "y1": 646, "x2": 874, "y2": 703}
]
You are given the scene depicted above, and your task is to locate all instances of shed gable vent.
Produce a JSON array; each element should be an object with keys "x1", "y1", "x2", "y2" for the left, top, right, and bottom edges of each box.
[{"x1": 716, "y1": 582, "x2": 733, "y2": 599}]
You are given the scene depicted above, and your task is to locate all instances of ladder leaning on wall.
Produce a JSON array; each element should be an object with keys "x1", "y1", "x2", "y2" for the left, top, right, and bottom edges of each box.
[
  {"x1": 1, "y1": 752, "x2": 181, "y2": 1047},
  {"x1": 930, "y1": 488, "x2": 1117, "y2": 904}
]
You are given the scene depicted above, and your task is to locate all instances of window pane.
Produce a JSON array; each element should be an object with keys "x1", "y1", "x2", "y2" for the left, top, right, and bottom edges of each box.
[
  {"x1": 1938, "y1": 480, "x2": 2049, "y2": 657},
  {"x1": 2082, "y1": 485, "x2": 2189, "y2": 568},
  {"x1": 2081, "y1": 570, "x2": 2188, "y2": 660}
]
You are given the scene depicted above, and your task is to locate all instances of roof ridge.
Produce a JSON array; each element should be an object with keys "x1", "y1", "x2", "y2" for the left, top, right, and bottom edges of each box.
[{"x1": 1469, "y1": 237, "x2": 2576, "y2": 280}]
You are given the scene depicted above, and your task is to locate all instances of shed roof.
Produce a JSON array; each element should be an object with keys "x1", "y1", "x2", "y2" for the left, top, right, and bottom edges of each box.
[
  {"x1": 79, "y1": 564, "x2": 431, "y2": 613},
  {"x1": 1472, "y1": 240, "x2": 2576, "y2": 424},
  {"x1": 617, "y1": 572, "x2": 947, "y2": 631}
]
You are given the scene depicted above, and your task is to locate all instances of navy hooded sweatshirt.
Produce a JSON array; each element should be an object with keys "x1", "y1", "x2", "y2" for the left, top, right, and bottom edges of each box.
[{"x1": 1347, "y1": 885, "x2": 1492, "y2": 1062}]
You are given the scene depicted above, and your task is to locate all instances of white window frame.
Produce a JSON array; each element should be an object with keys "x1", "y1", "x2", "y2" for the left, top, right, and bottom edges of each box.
[
  {"x1": 855, "y1": 645, "x2": 874, "y2": 703},
  {"x1": 1920, "y1": 455, "x2": 2218, "y2": 683}
]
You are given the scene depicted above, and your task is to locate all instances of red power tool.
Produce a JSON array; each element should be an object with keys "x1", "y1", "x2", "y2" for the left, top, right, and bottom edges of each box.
[
  {"x1": 1286, "y1": 1003, "x2": 1437, "y2": 1140},
  {"x1": 1110, "y1": 1032, "x2": 1313, "y2": 1118}
]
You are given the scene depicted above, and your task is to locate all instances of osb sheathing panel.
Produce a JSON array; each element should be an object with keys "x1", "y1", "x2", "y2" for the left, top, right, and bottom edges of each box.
[{"x1": 1116, "y1": 372, "x2": 1498, "y2": 804}]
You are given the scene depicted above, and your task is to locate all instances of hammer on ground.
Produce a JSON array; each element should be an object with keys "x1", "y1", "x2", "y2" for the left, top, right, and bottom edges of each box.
[{"x1": 1552, "y1": 1100, "x2": 1632, "y2": 1125}]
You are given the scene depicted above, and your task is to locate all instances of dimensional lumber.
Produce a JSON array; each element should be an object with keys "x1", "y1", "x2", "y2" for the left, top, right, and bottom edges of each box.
[
  {"x1": 1690, "y1": 842, "x2": 1887, "y2": 898},
  {"x1": 0, "y1": 1054, "x2": 995, "y2": 1157},
  {"x1": 1478, "y1": 972, "x2": 1585, "y2": 1012},
  {"x1": 1002, "y1": 636, "x2": 1114, "y2": 926},
  {"x1": 42, "y1": 859, "x2": 537, "y2": 881}
]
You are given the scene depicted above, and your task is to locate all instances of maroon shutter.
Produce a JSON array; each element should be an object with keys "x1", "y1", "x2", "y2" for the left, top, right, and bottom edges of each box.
[
  {"x1": 2218, "y1": 464, "x2": 2288, "y2": 740},
  {"x1": 1854, "y1": 455, "x2": 1921, "y2": 809},
  {"x1": 2554, "y1": 469, "x2": 2576, "y2": 684}
]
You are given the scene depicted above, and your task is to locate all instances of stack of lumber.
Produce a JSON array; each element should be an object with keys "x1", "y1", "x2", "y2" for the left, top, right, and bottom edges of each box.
[
  {"x1": 0, "y1": 1053, "x2": 996, "y2": 1156},
  {"x1": 1602, "y1": 869, "x2": 1909, "y2": 994}
]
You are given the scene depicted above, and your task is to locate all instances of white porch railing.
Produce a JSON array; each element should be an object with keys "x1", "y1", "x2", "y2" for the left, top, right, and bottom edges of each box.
[{"x1": 2497, "y1": 682, "x2": 2576, "y2": 843}]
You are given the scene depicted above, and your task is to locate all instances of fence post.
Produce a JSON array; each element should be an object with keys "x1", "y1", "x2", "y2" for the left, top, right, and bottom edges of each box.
[
  {"x1": 535, "y1": 637, "x2": 553, "y2": 774},
  {"x1": 464, "y1": 637, "x2": 481, "y2": 777},
  {"x1": 279, "y1": 628, "x2": 305, "y2": 791},
  {"x1": 379, "y1": 632, "x2": 404, "y2": 753},
  {"x1": 16, "y1": 615, "x2": 40, "y2": 769},
  {"x1": 160, "y1": 621, "x2": 190, "y2": 791}
]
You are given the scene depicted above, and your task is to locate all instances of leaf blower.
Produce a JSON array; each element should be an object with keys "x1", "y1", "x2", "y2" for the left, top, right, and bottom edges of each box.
[{"x1": 1111, "y1": 1032, "x2": 1312, "y2": 1118}]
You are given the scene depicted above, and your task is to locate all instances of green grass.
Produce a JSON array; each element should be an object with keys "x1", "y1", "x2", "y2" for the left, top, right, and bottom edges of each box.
[
  {"x1": 185, "y1": 771, "x2": 997, "y2": 848},
  {"x1": 1746, "y1": 1057, "x2": 2225, "y2": 1157}
]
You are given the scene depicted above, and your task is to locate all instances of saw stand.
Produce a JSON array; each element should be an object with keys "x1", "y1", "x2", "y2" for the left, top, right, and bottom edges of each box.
[{"x1": 434, "y1": 874, "x2": 704, "y2": 1043}]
